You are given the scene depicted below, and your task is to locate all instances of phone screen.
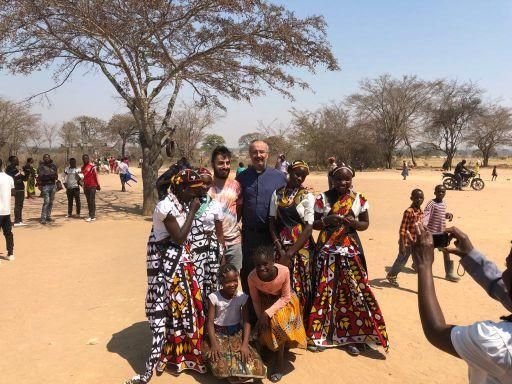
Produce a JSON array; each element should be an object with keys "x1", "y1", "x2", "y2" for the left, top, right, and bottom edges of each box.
[{"x1": 432, "y1": 233, "x2": 449, "y2": 248}]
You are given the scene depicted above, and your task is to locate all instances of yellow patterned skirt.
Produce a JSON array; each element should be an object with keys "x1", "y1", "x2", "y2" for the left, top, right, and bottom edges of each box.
[{"x1": 259, "y1": 293, "x2": 307, "y2": 351}]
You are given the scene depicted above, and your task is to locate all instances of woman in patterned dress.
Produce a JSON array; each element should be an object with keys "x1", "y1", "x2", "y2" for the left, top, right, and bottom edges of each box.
[
  {"x1": 306, "y1": 165, "x2": 389, "y2": 356},
  {"x1": 127, "y1": 169, "x2": 205, "y2": 384},
  {"x1": 190, "y1": 167, "x2": 225, "y2": 314},
  {"x1": 269, "y1": 160, "x2": 315, "y2": 315}
]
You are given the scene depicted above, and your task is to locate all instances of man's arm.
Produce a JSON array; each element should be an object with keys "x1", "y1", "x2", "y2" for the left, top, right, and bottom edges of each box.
[{"x1": 413, "y1": 223, "x2": 460, "y2": 358}]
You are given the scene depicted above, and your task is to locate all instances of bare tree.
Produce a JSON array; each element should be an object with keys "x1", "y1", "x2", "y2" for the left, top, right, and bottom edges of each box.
[
  {"x1": 0, "y1": 97, "x2": 40, "y2": 156},
  {"x1": 424, "y1": 80, "x2": 482, "y2": 169},
  {"x1": 347, "y1": 75, "x2": 436, "y2": 168},
  {"x1": 42, "y1": 123, "x2": 58, "y2": 150},
  {"x1": 59, "y1": 121, "x2": 81, "y2": 149},
  {"x1": 107, "y1": 114, "x2": 138, "y2": 157},
  {"x1": 238, "y1": 132, "x2": 263, "y2": 151},
  {"x1": 257, "y1": 119, "x2": 294, "y2": 157},
  {"x1": 72, "y1": 115, "x2": 108, "y2": 154},
  {"x1": 172, "y1": 102, "x2": 218, "y2": 161},
  {"x1": 0, "y1": 1, "x2": 339, "y2": 214},
  {"x1": 468, "y1": 104, "x2": 512, "y2": 167}
]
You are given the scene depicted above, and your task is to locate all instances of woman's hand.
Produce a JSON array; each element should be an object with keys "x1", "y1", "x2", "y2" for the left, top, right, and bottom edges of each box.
[
  {"x1": 343, "y1": 215, "x2": 357, "y2": 228},
  {"x1": 208, "y1": 342, "x2": 222, "y2": 362},
  {"x1": 190, "y1": 197, "x2": 201, "y2": 213},
  {"x1": 322, "y1": 214, "x2": 344, "y2": 227},
  {"x1": 239, "y1": 344, "x2": 252, "y2": 363}
]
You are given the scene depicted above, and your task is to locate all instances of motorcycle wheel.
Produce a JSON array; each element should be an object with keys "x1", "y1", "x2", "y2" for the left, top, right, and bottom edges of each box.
[
  {"x1": 443, "y1": 177, "x2": 456, "y2": 190},
  {"x1": 471, "y1": 178, "x2": 485, "y2": 191}
]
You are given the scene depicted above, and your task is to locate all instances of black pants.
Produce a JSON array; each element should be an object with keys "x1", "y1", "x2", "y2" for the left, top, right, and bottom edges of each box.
[
  {"x1": 14, "y1": 190, "x2": 24, "y2": 223},
  {"x1": 0, "y1": 215, "x2": 14, "y2": 255},
  {"x1": 66, "y1": 188, "x2": 81, "y2": 215},
  {"x1": 84, "y1": 187, "x2": 96, "y2": 219},
  {"x1": 241, "y1": 228, "x2": 273, "y2": 325}
]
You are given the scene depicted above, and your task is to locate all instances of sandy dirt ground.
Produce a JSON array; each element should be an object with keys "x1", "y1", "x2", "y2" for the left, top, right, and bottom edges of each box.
[{"x1": 1, "y1": 166, "x2": 510, "y2": 384}]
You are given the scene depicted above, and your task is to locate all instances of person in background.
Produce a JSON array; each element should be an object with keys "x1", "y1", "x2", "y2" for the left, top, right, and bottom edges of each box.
[
  {"x1": 422, "y1": 185, "x2": 459, "y2": 282},
  {"x1": 401, "y1": 160, "x2": 409, "y2": 180},
  {"x1": 412, "y1": 225, "x2": 512, "y2": 384},
  {"x1": 108, "y1": 156, "x2": 116, "y2": 173},
  {"x1": 236, "y1": 162, "x2": 246, "y2": 177},
  {"x1": 327, "y1": 157, "x2": 337, "y2": 190},
  {"x1": 63, "y1": 157, "x2": 82, "y2": 218},
  {"x1": 209, "y1": 146, "x2": 243, "y2": 272},
  {"x1": 81, "y1": 154, "x2": 101, "y2": 222},
  {"x1": 23, "y1": 158, "x2": 37, "y2": 199},
  {"x1": 473, "y1": 159, "x2": 480, "y2": 175},
  {"x1": 275, "y1": 154, "x2": 289, "y2": 177},
  {"x1": 138, "y1": 158, "x2": 143, "y2": 168},
  {"x1": 386, "y1": 188, "x2": 424, "y2": 287},
  {"x1": 0, "y1": 159, "x2": 15, "y2": 263},
  {"x1": 6, "y1": 156, "x2": 27, "y2": 227},
  {"x1": 37, "y1": 154, "x2": 58, "y2": 225},
  {"x1": 492, "y1": 166, "x2": 498, "y2": 181},
  {"x1": 118, "y1": 157, "x2": 130, "y2": 192},
  {"x1": 454, "y1": 159, "x2": 469, "y2": 191},
  {"x1": 236, "y1": 139, "x2": 287, "y2": 293}
]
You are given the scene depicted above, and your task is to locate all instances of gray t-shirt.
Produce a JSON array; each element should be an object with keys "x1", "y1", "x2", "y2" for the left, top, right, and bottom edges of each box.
[{"x1": 64, "y1": 167, "x2": 81, "y2": 189}]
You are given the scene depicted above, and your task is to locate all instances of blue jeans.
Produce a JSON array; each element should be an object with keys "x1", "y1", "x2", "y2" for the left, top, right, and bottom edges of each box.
[
  {"x1": 388, "y1": 239, "x2": 413, "y2": 276},
  {"x1": 41, "y1": 184, "x2": 56, "y2": 221}
]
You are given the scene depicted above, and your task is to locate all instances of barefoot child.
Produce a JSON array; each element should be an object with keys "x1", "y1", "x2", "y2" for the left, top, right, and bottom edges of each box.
[
  {"x1": 422, "y1": 185, "x2": 459, "y2": 282},
  {"x1": 203, "y1": 264, "x2": 266, "y2": 383},
  {"x1": 248, "y1": 245, "x2": 307, "y2": 383},
  {"x1": 386, "y1": 189, "x2": 424, "y2": 287}
]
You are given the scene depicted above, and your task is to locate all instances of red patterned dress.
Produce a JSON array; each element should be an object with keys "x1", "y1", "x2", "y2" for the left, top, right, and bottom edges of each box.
[
  {"x1": 269, "y1": 186, "x2": 315, "y2": 312},
  {"x1": 306, "y1": 190, "x2": 389, "y2": 350}
]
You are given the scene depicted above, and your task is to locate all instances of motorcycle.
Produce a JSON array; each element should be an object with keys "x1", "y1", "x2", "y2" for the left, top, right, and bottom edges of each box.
[{"x1": 442, "y1": 170, "x2": 485, "y2": 191}]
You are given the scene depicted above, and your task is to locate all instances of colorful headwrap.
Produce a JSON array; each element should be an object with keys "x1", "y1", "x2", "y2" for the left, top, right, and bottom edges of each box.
[
  {"x1": 332, "y1": 163, "x2": 355, "y2": 177},
  {"x1": 290, "y1": 160, "x2": 310, "y2": 174},
  {"x1": 196, "y1": 167, "x2": 213, "y2": 178},
  {"x1": 171, "y1": 169, "x2": 204, "y2": 188}
]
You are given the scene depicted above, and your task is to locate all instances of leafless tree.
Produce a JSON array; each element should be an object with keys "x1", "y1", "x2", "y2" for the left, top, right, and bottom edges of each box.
[
  {"x1": 59, "y1": 121, "x2": 81, "y2": 149},
  {"x1": 468, "y1": 104, "x2": 512, "y2": 167},
  {"x1": 72, "y1": 115, "x2": 108, "y2": 154},
  {"x1": 424, "y1": 80, "x2": 482, "y2": 169},
  {"x1": 347, "y1": 75, "x2": 436, "y2": 168},
  {"x1": 0, "y1": 97, "x2": 40, "y2": 156},
  {"x1": 238, "y1": 132, "x2": 263, "y2": 151},
  {"x1": 0, "y1": 1, "x2": 339, "y2": 214},
  {"x1": 172, "y1": 102, "x2": 218, "y2": 161},
  {"x1": 257, "y1": 119, "x2": 294, "y2": 158},
  {"x1": 107, "y1": 113, "x2": 138, "y2": 157},
  {"x1": 42, "y1": 123, "x2": 59, "y2": 150}
]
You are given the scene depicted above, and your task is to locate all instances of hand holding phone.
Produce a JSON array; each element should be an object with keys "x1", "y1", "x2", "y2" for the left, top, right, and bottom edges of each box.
[{"x1": 432, "y1": 232, "x2": 450, "y2": 248}]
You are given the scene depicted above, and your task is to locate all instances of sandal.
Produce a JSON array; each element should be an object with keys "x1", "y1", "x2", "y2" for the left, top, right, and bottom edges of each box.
[
  {"x1": 345, "y1": 344, "x2": 360, "y2": 356},
  {"x1": 270, "y1": 373, "x2": 283, "y2": 382},
  {"x1": 386, "y1": 274, "x2": 399, "y2": 287}
]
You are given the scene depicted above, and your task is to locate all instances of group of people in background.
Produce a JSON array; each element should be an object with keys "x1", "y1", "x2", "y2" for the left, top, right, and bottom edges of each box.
[{"x1": 130, "y1": 140, "x2": 389, "y2": 384}]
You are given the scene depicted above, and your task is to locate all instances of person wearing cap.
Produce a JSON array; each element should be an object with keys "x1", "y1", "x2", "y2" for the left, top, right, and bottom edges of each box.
[
  {"x1": 269, "y1": 160, "x2": 315, "y2": 314},
  {"x1": 236, "y1": 140, "x2": 287, "y2": 293}
]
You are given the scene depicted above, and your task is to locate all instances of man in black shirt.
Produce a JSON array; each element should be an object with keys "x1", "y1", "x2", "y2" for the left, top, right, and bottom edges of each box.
[
  {"x1": 454, "y1": 159, "x2": 468, "y2": 190},
  {"x1": 5, "y1": 156, "x2": 27, "y2": 226}
]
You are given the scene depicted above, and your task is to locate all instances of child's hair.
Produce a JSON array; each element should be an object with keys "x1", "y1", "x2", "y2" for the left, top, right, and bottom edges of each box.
[
  {"x1": 218, "y1": 263, "x2": 238, "y2": 281},
  {"x1": 252, "y1": 244, "x2": 275, "y2": 263},
  {"x1": 434, "y1": 184, "x2": 444, "y2": 192},
  {"x1": 411, "y1": 188, "x2": 423, "y2": 197},
  {"x1": 239, "y1": 162, "x2": 244, "y2": 167}
]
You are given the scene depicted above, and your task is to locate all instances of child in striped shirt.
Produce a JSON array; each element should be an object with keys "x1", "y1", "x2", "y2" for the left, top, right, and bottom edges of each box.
[{"x1": 423, "y1": 185, "x2": 459, "y2": 282}]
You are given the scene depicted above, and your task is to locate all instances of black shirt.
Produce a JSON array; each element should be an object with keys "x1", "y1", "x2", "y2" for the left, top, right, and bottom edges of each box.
[
  {"x1": 5, "y1": 165, "x2": 27, "y2": 190},
  {"x1": 454, "y1": 162, "x2": 466, "y2": 174}
]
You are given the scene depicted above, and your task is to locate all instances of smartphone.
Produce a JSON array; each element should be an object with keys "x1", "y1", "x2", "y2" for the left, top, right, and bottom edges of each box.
[{"x1": 432, "y1": 232, "x2": 450, "y2": 248}]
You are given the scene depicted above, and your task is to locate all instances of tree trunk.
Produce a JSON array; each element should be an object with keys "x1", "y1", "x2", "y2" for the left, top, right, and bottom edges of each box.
[
  {"x1": 136, "y1": 112, "x2": 163, "y2": 216},
  {"x1": 121, "y1": 139, "x2": 126, "y2": 157},
  {"x1": 446, "y1": 152, "x2": 454, "y2": 170},
  {"x1": 483, "y1": 150, "x2": 490, "y2": 167},
  {"x1": 404, "y1": 136, "x2": 417, "y2": 167},
  {"x1": 385, "y1": 150, "x2": 393, "y2": 169}
]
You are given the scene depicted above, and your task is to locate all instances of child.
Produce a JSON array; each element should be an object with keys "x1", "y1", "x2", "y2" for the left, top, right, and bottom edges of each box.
[
  {"x1": 401, "y1": 160, "x2": 409, "y2": 180},
  {"x1": 492, "y1": 166, "x2": 498, "y2": 181},
  {"x1": 203, "y1": 264, "x2": 266, "y2": 383},
  {"x1": 248, "y1": 245, "x2": 307, "y2": 383},
  {"x1": 423, "y1": 185, "x2": 459, "y2": 282},
  {"x1": 386, "y1": 189, "x2": 424, "y2": 287}
]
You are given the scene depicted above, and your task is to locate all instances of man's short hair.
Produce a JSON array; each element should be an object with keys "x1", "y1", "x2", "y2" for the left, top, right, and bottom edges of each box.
[{"x1": 211, "y1": 146, "x2": 232, "y2": 163}]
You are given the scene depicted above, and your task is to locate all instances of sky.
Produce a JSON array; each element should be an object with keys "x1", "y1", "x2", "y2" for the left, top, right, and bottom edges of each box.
[{"x1": 1, "y1": 0, "x2": 511, "y2": 147}]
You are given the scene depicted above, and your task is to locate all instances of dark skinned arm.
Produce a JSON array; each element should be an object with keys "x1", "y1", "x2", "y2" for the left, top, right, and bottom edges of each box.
[
  {"x1": 163, "y1": 198, "x2": 200, "y2": 245},
  {"x1": 344, "y1": 210, "x2": 369, "y2": 231},
  {"x1": 206, "y1": 298, "x2": 221, "y2": 362},
  {"x1": 239, "y1": 303, "x2": 252, "y2": 363},
  {"x1": 412, "y1": 223, "x2": 459, "y2": 358}
]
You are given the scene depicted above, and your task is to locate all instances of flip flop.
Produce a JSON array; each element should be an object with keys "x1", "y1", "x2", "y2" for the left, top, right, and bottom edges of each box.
[{"x1": 270, "y1": 373, "x2": 283, "y2": 382}]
